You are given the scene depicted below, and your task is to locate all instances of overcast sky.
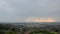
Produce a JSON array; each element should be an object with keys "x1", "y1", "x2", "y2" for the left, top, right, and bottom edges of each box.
[{"x1": 0, "y1": 0, "x2": 60, "y2": 22}]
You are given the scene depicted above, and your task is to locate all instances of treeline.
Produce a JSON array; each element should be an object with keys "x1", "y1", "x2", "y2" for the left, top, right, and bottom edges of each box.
[{"x1": 0, "y1": 24, "x2": 20, "y2": 34}]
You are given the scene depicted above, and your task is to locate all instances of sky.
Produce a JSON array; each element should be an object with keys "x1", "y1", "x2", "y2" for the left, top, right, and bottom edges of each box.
[{"x1": 0, "y1": 0, "x2": 60, "y2": 22}]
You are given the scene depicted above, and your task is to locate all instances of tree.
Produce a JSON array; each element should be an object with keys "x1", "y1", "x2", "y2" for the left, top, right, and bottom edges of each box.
[
  {"x1": 0, "y1": 30, "x2": 5, "y2": 34},
  {"x1": 6, "y1": 31, "x2": 15, "y2": 34}
]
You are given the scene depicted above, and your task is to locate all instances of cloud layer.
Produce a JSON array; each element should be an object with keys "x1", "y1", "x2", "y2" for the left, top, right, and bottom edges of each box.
[{"x1": 0, "y1": 0, "x2": 60, "y2": 22}]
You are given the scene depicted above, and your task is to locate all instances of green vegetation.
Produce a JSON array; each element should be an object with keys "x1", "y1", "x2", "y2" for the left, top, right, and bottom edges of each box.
[
  {"x1": 0, "y1": 23, "x2": 60, "y2": 34},
  {"x1": 6, "y1": 31, "x2": 15, "y2": 34}
]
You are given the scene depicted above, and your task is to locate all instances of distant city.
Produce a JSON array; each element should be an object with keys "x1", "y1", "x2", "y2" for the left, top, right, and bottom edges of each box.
[{"x1": 0, "y1": 22, "x2": 60, "y2": 34}]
